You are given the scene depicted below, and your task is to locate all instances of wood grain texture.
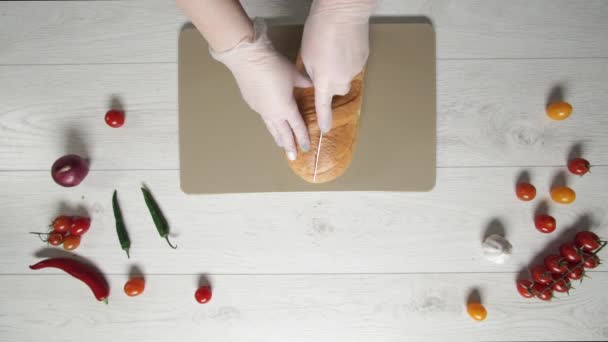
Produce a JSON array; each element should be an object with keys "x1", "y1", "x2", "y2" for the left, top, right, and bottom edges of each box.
[
  {"x1": 1, "y1": 0, "x2": 608, "y2": 64},
  {"x1": 2, "y1": 273, "x2": 608, "y2": 341},
  {"x1": 1, "y1": 59, "x2": 607, "y2": 170},
  {"x1": 2, "y1": 167, "x2": 607, "y2": 274}
]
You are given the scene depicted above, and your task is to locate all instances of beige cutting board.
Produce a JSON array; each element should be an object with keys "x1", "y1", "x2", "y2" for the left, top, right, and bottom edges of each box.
[{"x1": 179, "y1": 23, "x2": 436, "y2": 194}]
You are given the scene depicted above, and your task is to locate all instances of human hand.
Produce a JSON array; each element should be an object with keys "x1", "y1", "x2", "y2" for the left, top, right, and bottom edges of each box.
[
  {"x1": 301, "y1": 0, "x2": 378, "y2": 133},
  {"x1": 211, "y1": 19, "x2": 312, "y2": 160}
]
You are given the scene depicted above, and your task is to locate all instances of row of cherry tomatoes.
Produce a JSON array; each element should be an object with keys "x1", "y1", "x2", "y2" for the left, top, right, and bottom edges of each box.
[
  {"x1": 515, "y1": 157, "x2": 591, "y2": 234},
  {"x1": 122, "y1": 276, "x2": 212, "y2": 303},
  {"x1": 517, "y1": 231, "x2": 604, "y2": 301},
  {"x1": 516, "y1": 157, "x2": 590, "y2": 202}
]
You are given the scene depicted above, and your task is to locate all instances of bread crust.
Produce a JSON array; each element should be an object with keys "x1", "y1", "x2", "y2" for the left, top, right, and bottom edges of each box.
[{"x1": 287, "y1": 56, "x2": 365, "y2": 183}]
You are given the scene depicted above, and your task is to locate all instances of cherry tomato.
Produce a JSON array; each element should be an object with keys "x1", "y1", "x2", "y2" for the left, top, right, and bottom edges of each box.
[
  {"x1": 532, "y1": 282, "x2": 552, "y2": 301},
  {"x1": 566, "y1": 263, "x2": 584, "y2": 280},
  {"x1": 70, "y1": 217, "x2": 91, "y2": 236},
  {"x1": 195, "y1": 286, "x2": 212, "y2": 304},
  {"x1": 47, "y1": 232, "x2": 64, "y2": 246},
  {"x1": 516, "y1": 183, "x2": 536, "y2": 201},
  {"x1": 52, "y1": 216, "x2": 73, "y2": 233},
  {"x1": 544, "y1": 255, "x2": 567, "y2": 274},
  {"x1": 567, "y1": 158, "x2": 590, "y2": 176},
  {"x1": 575, "y1": 231, "x2": 601, "y2": 252},
  {"x1": 105, "y1": 109, "x2": 125, "y2": 128},
  {"x1": 63, "y1": 234, "x2": 81, "y2": 251},
  {"x1": 560, "y1": 242, "x2": 581, "y2": 262},
  {"x1": 534, "y1": 214, "x2": 556, "y2": 234},
  {"x1": 467, "y1": 303, "x2": 487, "y2": 321},
  {"x1": 516, "y1": 279, "x2": 534, "y2": 298},
  {"x1": 530, "y1": 265, "x2": 553, "y2": 285},
  {"x1": 124, "y1": 277, "x2": 145, "y2": 297},
  {"x1": 550, "y1": 186, "x2": 576, "y2": 204},
  {"x1": 546, "y1": 101, "x2": 572, "y2": 121},
  {"x1": 582, "y1": 253, "x2": 599, "y2": 269},
  {"x1": 551, "y1": 275, "x2": 571, "y2": 293}
]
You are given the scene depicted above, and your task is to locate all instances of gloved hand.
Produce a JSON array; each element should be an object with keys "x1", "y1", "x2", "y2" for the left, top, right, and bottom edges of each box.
[
  {"x1": 301, "y1": 0, "x2": 378, "y2": 133},
  {"x1": 211, "y1": 19, "x2": 313, "y2": 160}
]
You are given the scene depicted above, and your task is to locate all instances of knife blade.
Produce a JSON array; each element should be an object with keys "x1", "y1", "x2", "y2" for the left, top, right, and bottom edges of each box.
[{"x1": 312, "y1": 132, "x2": 323, "y2": 183}]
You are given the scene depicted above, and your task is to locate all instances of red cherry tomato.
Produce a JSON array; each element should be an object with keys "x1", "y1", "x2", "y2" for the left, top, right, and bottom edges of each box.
[
  {"x1": 124, "y1": 277, "x2": 145, "y2": 297},
  {"x1": 567, "y1": 158, "x2": 590, "y2": 176},
  {"x1": 195, "y1": 286, "x2": 212, "y2": 304},
  {"x1": 516, "y1": 183, "x2": 536, "y2": 201},
  {"x1": 532, "y1": 282, "x2": 552, "y2": 301},
  {"x1": 52, "y1": 216, "x2": 72, "y2": 233},
  {"x1": 63, "y1": 234, "x2": 81, "y2": 251},
  {"x1": 105, "y1": 109, "x2": 125, "y2": 128},
  {"x1": 566, "y1": 263, "x2": 584, "y2": 280},
  {"x1": 530, "y1": 266, "x2": 552, "y2": 285},
  {"x1": 70, "y1": 217, "x2": 91, "y2": 236},
  {"x1": 544, "y1": 255, "x2": 567, "y2": 274},
  {"x1": 551, "y1": 275, "x2": 571, "y2": 293},
  {"x1": 516, "y1": 279, "x2": 534, "y2": 298},
  {"x1": 534, "y1": 214, "x2": 556, "y2": 233},
  {"x1": 47, "y1": 232, "x2": 64, "y2": 246},
  {"x1": 575, "y1": 231, "x2": 601, "y2": 252},
  {"x1": 560, "y1": 242, "x2": 581, "y2": 263},
  {"x1": 582, "y1": 253, "x2": 599, "y2": 269}
]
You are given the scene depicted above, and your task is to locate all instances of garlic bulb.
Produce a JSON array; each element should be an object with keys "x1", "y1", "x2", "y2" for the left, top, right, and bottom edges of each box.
[{"x1": 482, "y1": 234, "x2": 512, "y2": 264}]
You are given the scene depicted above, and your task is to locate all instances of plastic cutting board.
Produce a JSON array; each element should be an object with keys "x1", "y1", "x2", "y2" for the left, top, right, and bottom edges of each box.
[{"x1": 179, "y1": 23, "x2": 436, "y2": 194}]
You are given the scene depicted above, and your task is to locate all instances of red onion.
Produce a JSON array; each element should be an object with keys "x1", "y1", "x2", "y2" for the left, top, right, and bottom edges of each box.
[{"x1": 51, "y1": 154, "x2": 89, "y2": 187}]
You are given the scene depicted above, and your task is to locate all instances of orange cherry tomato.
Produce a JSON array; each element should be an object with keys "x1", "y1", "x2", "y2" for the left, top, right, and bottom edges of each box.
[
  {"x1": 550, "y1": 186, "x2": 576, "y2": 204},
  {"x1": 467, "y1": 302, "x2": 487, "y2": 321},
  {"x1": 546, "y1": 101, "x2": 572, "y2": 120},
  {"x1": 63, "y1": 235, "x2": 81, "y2": 250},
  {"x1": 124, "y1": 277, "x2": 145, "y2": 297},
  {"x1": 52, "y1": 216, "x2": 73, "y2": 233},
  {"x1": 516, "y1": 183, "x2": 536, "y2": 201}
]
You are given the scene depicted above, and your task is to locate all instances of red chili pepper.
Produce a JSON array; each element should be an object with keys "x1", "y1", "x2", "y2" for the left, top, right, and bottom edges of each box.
[{"x1": 29, "y1": 258, "x2": 110, "y2": 303}]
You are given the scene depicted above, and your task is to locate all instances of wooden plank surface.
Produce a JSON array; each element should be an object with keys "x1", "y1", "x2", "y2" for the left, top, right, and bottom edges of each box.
[
  {"x1": 1, "y1": 59, "x2": 607, "y2": 170},
  {"x1": 1, "y1": 1, "x2": 608, "y2": 64},
  {"x1": 1, "y1": 273, "x2": 607, "y2": 341},
  {"x1": 3, "y1": 167, "x2": 607, "y2": 274}
]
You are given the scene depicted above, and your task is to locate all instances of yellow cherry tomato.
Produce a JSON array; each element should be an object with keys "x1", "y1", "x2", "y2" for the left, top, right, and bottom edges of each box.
[
  {"x1": 551, "y1": 186, "x2": 576, "y2": 204},
  {"x1": 467, "y1": 303, "x2": 487, "y2": 321},
  {"x1": 546, "y1": 101, "x2": 572, "y2": 120}
]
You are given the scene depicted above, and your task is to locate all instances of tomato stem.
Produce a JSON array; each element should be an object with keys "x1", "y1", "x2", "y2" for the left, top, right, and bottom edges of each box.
[{"x1": 29, "y1": 232, "x2": 50, "y2": 242}]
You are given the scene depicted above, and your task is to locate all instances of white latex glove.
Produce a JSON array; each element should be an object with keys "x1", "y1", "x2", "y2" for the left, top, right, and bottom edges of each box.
[
  {"x1": 211, "y1": 19, "x2": 313, "y2": 159},
  {"x1": 301, "y1": 0, "x2": 378, "y2": 133}
]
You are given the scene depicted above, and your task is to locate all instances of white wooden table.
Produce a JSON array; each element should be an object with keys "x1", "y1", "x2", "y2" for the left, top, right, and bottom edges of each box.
[{"x1": 1, "y1": 1, "x2": 608, "y2": 341}]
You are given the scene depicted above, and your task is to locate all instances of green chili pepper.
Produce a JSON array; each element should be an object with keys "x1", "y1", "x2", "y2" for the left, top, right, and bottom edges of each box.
[
  {"x1": 112, "y1": 190, "x2": 131, "y2": 258},
  {"x1": 141, "y1": 187, "x2": 177, "y2": 249}
]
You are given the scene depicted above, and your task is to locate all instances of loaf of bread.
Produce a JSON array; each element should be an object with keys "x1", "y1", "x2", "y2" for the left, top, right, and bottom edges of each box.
[{"x1": 287, "y1": 56, "x2": 366, "y2": 183}]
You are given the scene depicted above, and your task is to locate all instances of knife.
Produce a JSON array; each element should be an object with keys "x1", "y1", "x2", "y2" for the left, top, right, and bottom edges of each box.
[{"x1": 312, "y1": 132, "x2": 323, "y2": 183}]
